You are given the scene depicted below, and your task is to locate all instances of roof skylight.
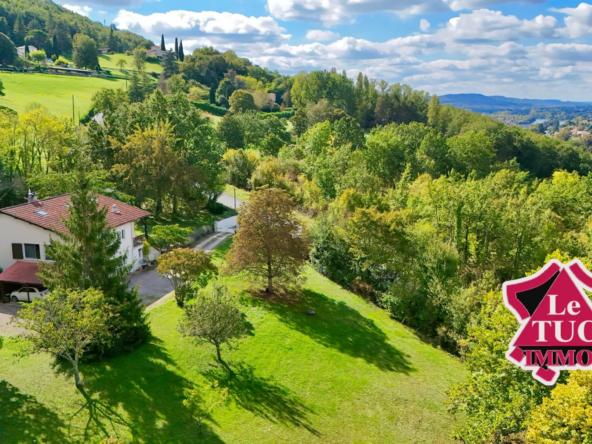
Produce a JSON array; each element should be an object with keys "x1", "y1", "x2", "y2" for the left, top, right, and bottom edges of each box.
[{"x1": 34, "y1": 210, "x2": 48, "y2": 216}]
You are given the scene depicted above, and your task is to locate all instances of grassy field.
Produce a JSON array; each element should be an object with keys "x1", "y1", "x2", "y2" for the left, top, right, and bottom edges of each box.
[
  {"x1": 99, "y1": 53, "x2": 163, "y2": 74},
  {"x1": 0, "y1": 72, "x2": 127, "y2": 118},
  {"x1": 0, "y1": 239, "x2": 465, "y2": 443}
]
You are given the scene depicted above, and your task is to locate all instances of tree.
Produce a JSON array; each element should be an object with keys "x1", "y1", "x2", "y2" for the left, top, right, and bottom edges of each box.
[
  {"x1": 174, "y1": 37, "x2": 179, "y2": 55},
  {"x1": 72, "y1": 34, "x2": 98, "y2": 69},
  {"x1": 161, "y1": 51, "x2": 178, "y2": 78},
  {"x1": 115, "y1": 58, "x2": 127, "y2": 72},
  {"x1": 0, "y1": 32, "x2": 17, "y2": 65},
  {"x1": 148, "y1": 224, "x2": 190, "y2": 254},
  {"x1": 0, "y1": 17, "x2": 9, "y2": 35},
  {"x1": 15, "y1": 288, "x2": 112, "y2": 387},
  {"x1": 157, "y1": 248, "x2": 218, "y2": 306},
  {"x1": 179, "y1": 281, "x2": 248, "y2": 362},
  {"x1": 184, "y1": 381, "x2": 228, "y2": 435},
  {"x1": 52, "y1": 34, "x2": 59, "y2": 56},
  {"x1": 527, "y1": 371, "x2": 592, "y2": 442},
  {"x1": 179, "y1": 40, "x2": 185, "y2": 62},
  {"x1": 160, "y1": 34, "x2": 166, "y2": 51},
  {"x1": 216, "y1": 78, "x2": 236, "y2": 102},
  {"x1": 29, "y1": 49, "x2": 46, "y2": 63},
  {"x1": 448, "y1": 130, "x2": 495, "y2": 177},
  {"x1": 38, "y1": 178, "x2": 149, "y2": 353},
  {"x1": 226, "y1": 188, "x2": 310, "y2": 293},
  {"x1": 12, "y1": 16, "x2": 26, "y2": 46},
  {"x1": 229, "y1": 90, "x2": 257, "y2": 114},
  {"x1": 447, "y1": 291, "x2": 554, "y2": 443},
  {"x1": 112, "y1": 123, "x2": 181, "y2": 213},
  {"x1": 166, "y1": 74, "x2": 186, "y2": 94},
  {"x1": 132, "y1": 46, "x2": 147, "y2": 71}
]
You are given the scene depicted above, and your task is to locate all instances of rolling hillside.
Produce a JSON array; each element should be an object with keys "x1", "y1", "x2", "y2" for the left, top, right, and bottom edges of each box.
[{"x1": 0, "y1": 72, "x2": 127, "y2": 118}]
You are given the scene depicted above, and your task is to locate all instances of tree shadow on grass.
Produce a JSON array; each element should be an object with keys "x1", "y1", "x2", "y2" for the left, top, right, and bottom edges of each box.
[
  {"x1": 0, "y1": 380, "x2": 68, "y2": 444},
  {"x1": 261, "y1": 289, "x2": 414, "y2": 373},
  {"x1": 204, "y1": 362, "x2": 320, "y2": 437},
  {"x1": 72, "y1": 338, "x2": 226, "y2": 444}
]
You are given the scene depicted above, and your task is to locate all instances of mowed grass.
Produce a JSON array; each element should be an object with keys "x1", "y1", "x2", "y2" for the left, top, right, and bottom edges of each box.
[
  {"x1": 0, "y1": 239, "x2": 465, "y2": 443},
  {"x1": 99, "y1": 53, "x2": 163, "y2": 74},
  {"x1": 0, "y1": 73, "x2": 127, "y2": 118}
]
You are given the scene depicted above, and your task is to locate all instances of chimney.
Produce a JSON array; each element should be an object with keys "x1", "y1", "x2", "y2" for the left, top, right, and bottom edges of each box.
[
  {"x1": 112, "y1": 204, "x2": 120, "y2": 214},
  {"x1": 27, "y1": 189, "x2": 37, "y2": 203}
]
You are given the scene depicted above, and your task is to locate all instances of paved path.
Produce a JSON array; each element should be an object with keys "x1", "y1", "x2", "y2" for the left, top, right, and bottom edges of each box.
[{"x1": 217, "y1": 192, "x2": 243, "y2": 210}]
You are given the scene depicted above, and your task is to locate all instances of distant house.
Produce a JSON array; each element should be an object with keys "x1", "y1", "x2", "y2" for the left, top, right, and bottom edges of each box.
[
  {"x1": 571, "y1": 128, "x2": 591, "y2": 138},
  {"x1": 0, "y1": 191, "x2": 151, "y2": 285},
  {"x1": 148, "y1": 45, "x2": 167, "y2": 58},
  {"x1": 16, "y1": 45, "x2": 37, "y2": 58},
  {"x1": 98, "y1": 47, "x2": 110, "y2": 54}
]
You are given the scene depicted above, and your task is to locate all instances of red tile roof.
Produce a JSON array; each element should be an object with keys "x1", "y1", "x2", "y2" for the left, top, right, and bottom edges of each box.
[
  {"x1": 0, "y1": 261, "x2": 42, "y2": 285},
  {"x1": 0, "y1": 194, "x2": 150, "y2": 234}
]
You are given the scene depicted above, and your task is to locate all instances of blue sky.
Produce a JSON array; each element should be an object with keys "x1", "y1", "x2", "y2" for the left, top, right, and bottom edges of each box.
[{"x1": 58, "y1": 0, "x2": 592, "y2": 100}]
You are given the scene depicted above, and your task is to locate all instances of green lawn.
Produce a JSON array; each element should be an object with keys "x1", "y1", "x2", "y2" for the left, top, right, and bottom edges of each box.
[
  {"x1": 99, "y1": 53, "x2": 163, "y2": 74},
  {"x1": 0, "y1": 72, "x2": 127, "y2": 118},
  {"x1": 0, "y1": 240, "x2": 465, "y2": 443}
]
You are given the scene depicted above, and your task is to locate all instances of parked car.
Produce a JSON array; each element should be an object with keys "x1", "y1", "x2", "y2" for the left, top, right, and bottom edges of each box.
[{"x1": 10, "y1": 287, "x2": 49, "y2": 302}]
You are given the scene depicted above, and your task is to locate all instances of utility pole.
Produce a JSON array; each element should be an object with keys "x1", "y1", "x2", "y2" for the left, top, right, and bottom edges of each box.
[
  {"x1": 234, "y1": 187, "x2": 236, "y2": 210},
  {"x1": 72, "y1": 95, "x2": 74, "y2": 122}
]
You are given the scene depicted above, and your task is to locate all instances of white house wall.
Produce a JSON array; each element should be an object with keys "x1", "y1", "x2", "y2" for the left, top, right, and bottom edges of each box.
[
  {"x1": 0, "y1": 214, "x2": 51, "y2": 270},
  {"x1": 0, "y1": 215, "x2": 145, "y2": 273}
]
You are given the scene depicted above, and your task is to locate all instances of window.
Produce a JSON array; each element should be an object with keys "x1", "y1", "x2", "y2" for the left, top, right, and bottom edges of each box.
[
  {"x1": 12, "y1": 243, "x2": 23, "y2": 260},
  {"x1": 121, "y1": 229, "x2": 126, "y2": 240},
  {"x1": 34, "y1": 210, "x2": 48, "y2": 216},
  {"x1": 24, "y1": 244, "x2": 41, "y2": 260}
]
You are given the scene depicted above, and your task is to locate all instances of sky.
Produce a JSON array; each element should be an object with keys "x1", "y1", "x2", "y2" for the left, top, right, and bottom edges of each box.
[{"x1": 56, "y1": 0, "x2": 592, "y2": 101}]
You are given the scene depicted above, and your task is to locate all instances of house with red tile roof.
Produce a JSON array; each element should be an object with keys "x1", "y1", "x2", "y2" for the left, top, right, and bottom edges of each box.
[{"x1": 0, "y1": 192, "x2": 151, "y2": 290}]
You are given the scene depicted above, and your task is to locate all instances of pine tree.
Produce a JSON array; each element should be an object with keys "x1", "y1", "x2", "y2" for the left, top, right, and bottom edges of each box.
[
  {"x1": 24, "y1": 44, "x2": 29, "y2": 57},
  {"x1": 174, "y1": 37, "x2": 178, "y2": 55},
  {"x1": 38, "y1": 177, "x2": 149, "y2": 354},
  {"x1": 179, "y1": 40, "x2": 184, "y2": 62},
  {"x1": 160, "y1": 34, "x2": 165, "y2": 51}
]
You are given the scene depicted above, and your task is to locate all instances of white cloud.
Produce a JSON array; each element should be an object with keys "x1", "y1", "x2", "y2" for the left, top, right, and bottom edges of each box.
[
  {"x1": 434, "y1": 9, "x2": 560, "y2": 43},
  {"x1": 446, "y1": 0, "x2": 547, "y2": 11},
  {"x1": 306, "y1": 29, "x2": 339, "y2": 41},
  {"x1": 62, "y1": 4, "x2": 92, "y2": 17},
  {"x1": 98, "y1": 10, "x2": 107, "y2": 14},
  {"x1": 266, "y1": 0, "x2": 548, "y2": 25},
  {"x1": 552, "y1": 3, "x2": 592, "y2": 38},
  {"x1": 267, "y1": 0, "x2": 448, "y2": 25},
  {"x1": 420, "y1": 19, "x2": 430, "y2": 32},
  {"x1": 114, "y1": 10, "x2": 290, "y2": 50}
]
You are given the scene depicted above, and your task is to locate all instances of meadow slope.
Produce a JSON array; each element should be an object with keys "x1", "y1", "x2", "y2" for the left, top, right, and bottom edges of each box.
[{"x1": 0, "y1": 239, "x2": 465, "y2": 443}]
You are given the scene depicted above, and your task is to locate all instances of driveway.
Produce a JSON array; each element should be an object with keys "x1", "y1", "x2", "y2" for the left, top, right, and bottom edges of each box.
[
  {"x1": 217, "y1": 192, "x2": 243, "y2": 210},
  {"x1": 0, "y1": 303, "x2": 26, "y2": 336},
  {"x1": 128, "y1": 230, "x2": 233, "y2": 307}
]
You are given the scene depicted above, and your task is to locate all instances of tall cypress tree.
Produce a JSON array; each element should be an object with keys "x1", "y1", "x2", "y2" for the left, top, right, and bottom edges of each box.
[
  {"x1": 52, "y1": 34, "x2": 59, "y2": 56},
  {"x1": 38, "y1": 177, "x2": 149, "y2": 354},
  {"x1": 160, "y1": 34, "x2": 165, "y2": 51},
  {"x1": 174, "y1": 37, "x2": 178, "y2": 55},
  {"x1": 178, "y1": 40, "x2": 184, "y2": 62}
]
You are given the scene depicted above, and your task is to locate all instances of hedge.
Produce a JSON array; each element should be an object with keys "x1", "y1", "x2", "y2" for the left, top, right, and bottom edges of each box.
[{"x1": 192, "y1": 101, "x2": 230, "y2": 116}]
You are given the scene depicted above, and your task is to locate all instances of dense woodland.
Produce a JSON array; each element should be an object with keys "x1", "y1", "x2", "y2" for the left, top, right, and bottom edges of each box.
[
  {"x1": 1, "y1": 1, "x2": 592, "y2": 435},
  {"x1": 0, "y1": 0, "x2": 150, "y2": 57}
]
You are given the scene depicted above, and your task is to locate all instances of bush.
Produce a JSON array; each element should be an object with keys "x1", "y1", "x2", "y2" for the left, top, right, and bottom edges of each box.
[
  {"x1": 192, "y1": 101, "x2": 230, "y2": 116},
  {"x1": 261, "y1": 109, "x2": 295, "y2": 119}
]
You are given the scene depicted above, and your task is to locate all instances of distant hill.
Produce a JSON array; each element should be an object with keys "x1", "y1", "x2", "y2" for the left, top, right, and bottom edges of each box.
[
  {"x1": 0, "y1": 0, "x2": 152, "y2": 55},
  {"x1": 439, "y1": 93, "x2": 592, "y2": 113}
]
